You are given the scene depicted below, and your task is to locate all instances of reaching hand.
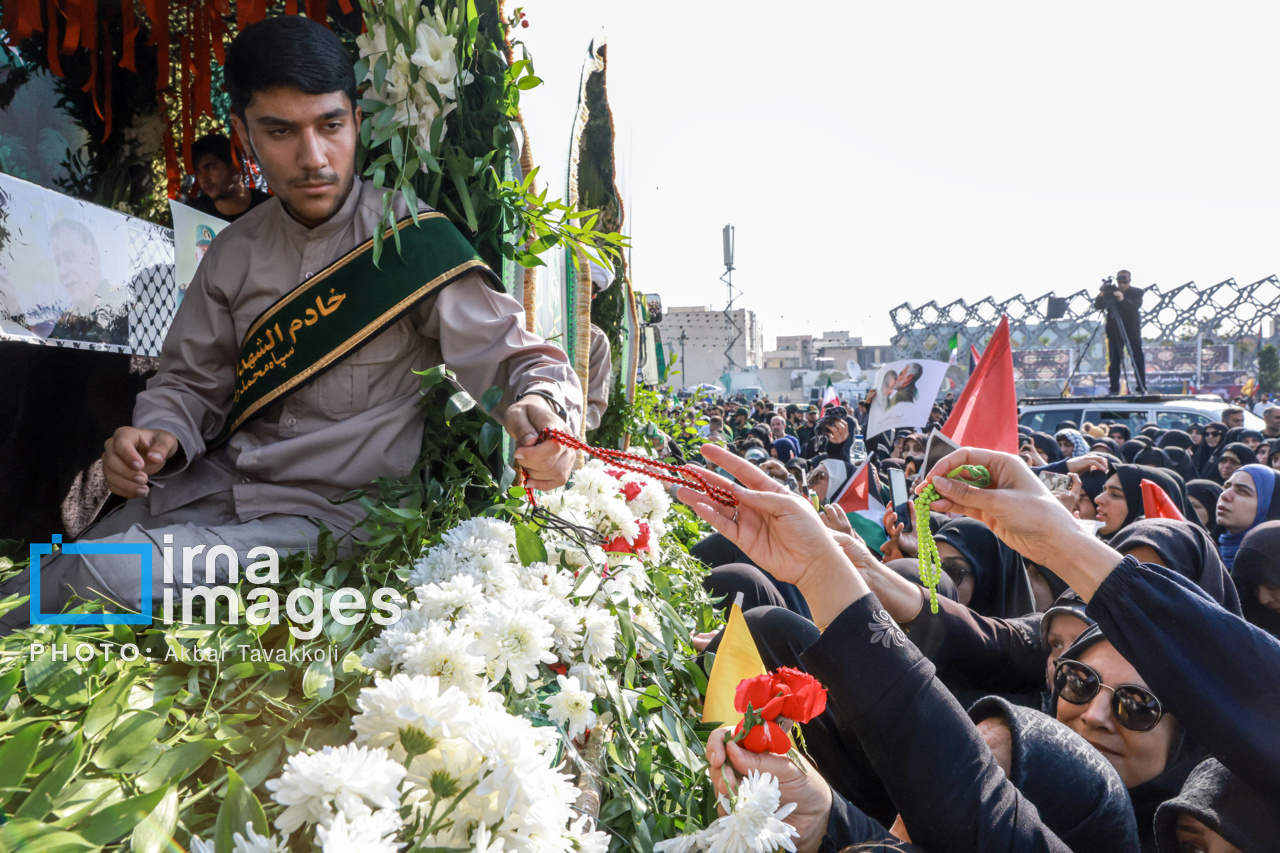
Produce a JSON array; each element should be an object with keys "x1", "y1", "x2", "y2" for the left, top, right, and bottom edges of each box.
[
  {"x1": 919, "y1": 448, "x2": 1121, "y2": 597},
  {"x1": 1064, "y1": 454, "x2": 1109, "y2": 474},
  {"x1": 677, "y1": 444, "x2": 859, "y2": 597},
  {"x1": 706, "y1": 727, "x2": 831, "y2": 853},
  {"x1": 507, "y1": 394, "x2": 575, "y2": 490},
  {"x1": 880, "y1": 506, "x2": 907, "y2": 561},
  {"x1": 102, "y1": 427, "x2": 179, "y2": 498}
]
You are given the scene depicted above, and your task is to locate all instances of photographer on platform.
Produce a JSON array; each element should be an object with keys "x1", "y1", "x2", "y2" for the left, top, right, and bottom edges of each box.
[{"x1": 1095, "y1": 269, "x2": 1147, "y2": 395}]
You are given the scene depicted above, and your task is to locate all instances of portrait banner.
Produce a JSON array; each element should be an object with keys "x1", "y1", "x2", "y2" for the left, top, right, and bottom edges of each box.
[
  {"x1": 0, "y1": 173, "x2": 175, "y2": 354},
  {"x1": 170, "y1": 200, "x2": 229, "y2": 308},
  {"x1": 866, "y1": 358, "x2": 950, "y2": 438}
]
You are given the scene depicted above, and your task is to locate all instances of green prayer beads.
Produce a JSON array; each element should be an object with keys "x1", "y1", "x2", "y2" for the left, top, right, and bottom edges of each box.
[{"x1": 914, "y1": 465, "x2": 992, "y2": 613}]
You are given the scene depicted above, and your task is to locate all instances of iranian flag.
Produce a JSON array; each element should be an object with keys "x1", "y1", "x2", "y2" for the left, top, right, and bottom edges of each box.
[
  {"x1": 821, "y1": 378, "x2": 839, "y2": 411},
  {"x1": 831, "y1": 460, "x2": 888, "y2": 549}
]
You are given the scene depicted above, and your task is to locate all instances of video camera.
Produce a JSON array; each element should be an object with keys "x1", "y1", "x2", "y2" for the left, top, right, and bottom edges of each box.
[{"x1": 817, "y1": 405, "x2": 848, "y2": 436}]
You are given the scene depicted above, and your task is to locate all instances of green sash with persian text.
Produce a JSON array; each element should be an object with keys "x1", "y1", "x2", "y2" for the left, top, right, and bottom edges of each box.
[{"x1": 212, "y1": 213, "x2": 499, "y2": 444}]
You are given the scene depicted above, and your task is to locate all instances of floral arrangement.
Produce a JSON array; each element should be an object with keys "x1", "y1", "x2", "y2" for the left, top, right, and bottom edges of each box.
[{"x1": 179, "y1": 456, "x2": 692, "y2": 851}]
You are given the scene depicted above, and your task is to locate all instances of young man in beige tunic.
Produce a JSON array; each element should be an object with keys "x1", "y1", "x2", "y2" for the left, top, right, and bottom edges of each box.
[{"x1": 0, "y1": 17, "x2": 580, "y2": 632}]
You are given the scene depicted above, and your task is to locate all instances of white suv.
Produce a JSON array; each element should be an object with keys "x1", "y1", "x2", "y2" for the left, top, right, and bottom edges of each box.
[{"x1": 1019, "y1": 395, "x2": 1265, "y2": 435}]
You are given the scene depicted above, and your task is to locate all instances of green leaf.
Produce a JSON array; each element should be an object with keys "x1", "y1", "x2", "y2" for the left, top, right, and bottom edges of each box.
[
  {"x1": 136, "y1": 738, "x2": 226, "y2": 793},
  {"x1": 14, "y1": 733, "x2": 83, "y2": 820},
  {"x1": 213, "y1": 769, "x2": 269, "y2": 853},
  {"x1": 72, "y1": 787, "x2": 168, "y2": 846},
  {"x1": 0, "y1": 721, "x2": 48, "y2": 806},
  {"x1": 0, "y1": 821, "x2": 98, "y2": 853},
  {"x1": 82, "y1": 670, "x2": 139, "y2": 740},
  {"x1": 128, "y1": 786, "x2": 177, "y2": 853},
  {"x1": 234, "y1": 741, "x2": 281, "y2": 792},
  {"x1": 0, "y1": 668, "x2": 22, "y2": 709},
  {"x1": 92, "y1": 697, "x2": 173, "y2": 771},
  {"x1": 480, "y1": 385, "x2": 503, "y2": 412},
  {"x1": 514, "y1": 524, "x2": 548, "y2": 567},
  {"x1": 444, "y1": 391, "x2": 476, "y2": 423},
  {"x1": 302, "y1": 658, "x2": 335, "y2": 701},
  {"x1": 478, "y1": 421, "x2": 502, "y2": 457},
  {"x1": 25, "y1": 651, "x2": 90, "y2": 711},
  {"x1": 515, "y1": 75, "x2": 542, "y2": 90}
]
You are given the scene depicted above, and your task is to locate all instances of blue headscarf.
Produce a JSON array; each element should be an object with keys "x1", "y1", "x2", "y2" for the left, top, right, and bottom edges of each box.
[{"x1": 1218, "y1": 464, "x2": 1277, "y2": 570}]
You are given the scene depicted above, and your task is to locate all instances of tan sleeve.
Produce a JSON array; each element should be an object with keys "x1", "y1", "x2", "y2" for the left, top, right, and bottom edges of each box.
[
  {"x1": 131, "y1": 255, "x2": 239, "y2": 476},
  {"x1": 417, "y1": 273, "x2": 583, "y2": 433},
  {"x1": 585, "y1": 324, "x2": 613, "y2": 431}
]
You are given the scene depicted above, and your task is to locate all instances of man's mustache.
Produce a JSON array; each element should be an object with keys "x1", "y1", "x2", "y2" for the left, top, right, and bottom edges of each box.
[{"x1": 289, "y1": 173, "x2": 340, "y2": 187}]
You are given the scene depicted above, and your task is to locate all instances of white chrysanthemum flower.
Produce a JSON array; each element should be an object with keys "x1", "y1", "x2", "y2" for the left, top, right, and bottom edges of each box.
[
  {"x1": 397, "y1": 624, "x2": 488, "y2": 698},
  {"x1": 189, "y1": 837, "x2": 217, "y2": 853},
  {"x1": 628, "y1": 479, "x2": 672, "y2": 522},
  {"x1": 568, "y1": 814, "x2": 612, "y2": 853},
  {"x1": 230, "y1": 824, "x2": 288, "y2": 853},
  {"x1": 314, "y1": 809, "x2": 405, "y2": 852},
  {"x1": 360, "y1": 604, "x2": 434, "y2": 673},
  {"x1": 462, "y1": 709, "x2": 576, "y2": 827},
  {"x1": 469, "y1": 604, "x2": 556, "y2": 694},
  {"x1": 654, "y1": 833, "x2": 707, "y2": 853},
  {"x1": 633, "y1": 605, "x2": 663, "y2": 653},
  {"x1": 266, "y1": 744, "x2": 407, "y2": 834},
  {"x1": 579, "y1": 606, "x2": 618, "y2": 664},
  {"x1": 544, "y1": 675, "x2": 597, "y2": 741},
  {"x1": 597, "y1": 495, "x2": 641, "y2": 541},
  {"x1": 470, "y1": 823, "x2": 506, "y2": 853},
  {"x1": 415, "y1": 574, "x2": 485, "y2": 623},
  {"x1": 568, "y1": 661, "x2": 610, "y2": 696},
  {"x1": 701, "y1": 770, "x2": 799, "y2": 853},
  {"x1": 352, "y1": 673, "x2": 474, "y2": 750}
]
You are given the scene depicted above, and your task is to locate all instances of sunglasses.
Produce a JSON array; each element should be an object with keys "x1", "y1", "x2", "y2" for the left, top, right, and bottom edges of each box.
[{"x1": 1054, "y1": 660, "x2": 1164, "y2": 732}]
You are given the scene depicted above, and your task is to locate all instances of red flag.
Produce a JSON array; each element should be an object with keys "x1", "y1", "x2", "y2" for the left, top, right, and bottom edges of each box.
[
  {"x1": 1141, "y1": 480, "x2": 1186, "y2": 521},
  {"x1": 942, "y1": 315, "x2": 1018, "y2": 454}
]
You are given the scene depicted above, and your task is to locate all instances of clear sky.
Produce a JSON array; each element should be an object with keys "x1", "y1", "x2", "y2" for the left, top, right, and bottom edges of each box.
[{"x1": 519, "y1": 1, "x2": 1280, "y2": 350}]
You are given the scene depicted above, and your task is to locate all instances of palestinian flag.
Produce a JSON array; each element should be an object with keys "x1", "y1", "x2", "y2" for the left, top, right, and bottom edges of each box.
[{"x1": 830, "y1": 459, "x2": 888, "y2": 549}]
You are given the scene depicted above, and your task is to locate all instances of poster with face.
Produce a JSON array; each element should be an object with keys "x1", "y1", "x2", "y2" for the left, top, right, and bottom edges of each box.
[
  {"x1": 170, "y1": 200, "x2": 230, "y2": 308},
  {"x1": 0, "y1": 173, "x2": 159, "y2": 350},
  {"x1": 866, "y1": 358, "x2": 950, "y2": 438}
]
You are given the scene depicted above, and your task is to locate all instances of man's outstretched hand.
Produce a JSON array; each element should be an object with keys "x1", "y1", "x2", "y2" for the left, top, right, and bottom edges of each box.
[
  {"x1": 103, "y1": 427, "x2": 179, "y2": 498},
  {"x1": 507, "y1": 393, "x2": 575, "y2": 490}
]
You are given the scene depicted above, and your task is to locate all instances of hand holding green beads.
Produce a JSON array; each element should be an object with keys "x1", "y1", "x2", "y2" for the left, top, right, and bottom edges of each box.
[{"x1": 915, "y1": 465, "x2": 991, "y2": 613}]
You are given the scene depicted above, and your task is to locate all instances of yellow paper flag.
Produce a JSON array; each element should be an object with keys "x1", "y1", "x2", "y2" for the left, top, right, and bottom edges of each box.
[{"x1": 701, "y1": 594, "x2": 767, "y2": 725}]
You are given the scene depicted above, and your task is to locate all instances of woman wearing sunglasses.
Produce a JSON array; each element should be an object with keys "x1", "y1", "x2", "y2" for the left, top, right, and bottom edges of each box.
[
  {"x1": 1053, "y1": 629, "x2": 1198, "y2": 850},
  {"x1": 1194, "y1": 422, "x2": 1226, "y2": 479}
]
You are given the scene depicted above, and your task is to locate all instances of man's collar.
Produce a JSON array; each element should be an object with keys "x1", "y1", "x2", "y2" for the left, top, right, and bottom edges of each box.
[{"x1": 278, "y1": 176, "x2": 365, "y2": 241}]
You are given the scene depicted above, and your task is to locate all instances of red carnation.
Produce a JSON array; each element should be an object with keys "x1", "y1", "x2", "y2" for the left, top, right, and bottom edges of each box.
[
  {"x1": 632, "y1": 522, "x2": 652, "y2": 552},
  {"x1": 733, "y1": 717, "x2": 791, "y2": 754},
  {"x1": 772, "y1": 666, "x2": 828, "y2": 723},
  {"x1": 603, "y1": 535, "x2": 632, "y2": 553},
  {"x1": 621, "y1": 481, "x2": 643, "y2": 502}
]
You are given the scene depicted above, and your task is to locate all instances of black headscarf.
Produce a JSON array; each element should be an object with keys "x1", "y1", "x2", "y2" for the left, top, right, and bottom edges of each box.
[
  {"x1": 1239, "y1": 429, "x2": 1264, "y2": 447},
  {"x1": 1119, "y1": 440, "x2": 1146, "y2": 463},
  {"x1": 1039, "y1": 590, "x2": 1095, "y2": 650},
  {"x1": 1109, "y1": 424, "x2": 1132, "y2": 442},
  {"x1": 1108, "y1": 519, "x2": 1242, "y2": 616},
  {"x1": 1133, "y1": 446, "x2": 1173, "y2": 471},
  {"x1": 1157, "y1": 430, "x2": 1194, "y2": 452},
  {"x1": 1079, "y1": 469, "x2": 1108, "y2": 502},
  {"x1": 1154, "y1": 758, "x2": 1280, "y2": 853},
  {"x1": 1210, "y1": 442, "x2": 1258, "y2": 485},
  {"x1": 1091, "y1": 437, "x2": 1121, "y2": 457},
  {"x1": 1229, "y1": 521, "x2": 1280, "y2": 639},
  {"x1": 1161, "y1": 446, "x2": 1200, "y2": 485},
  {"x1": 1184, "y1": 479, "x2": 1223, "y2": 536},
  {"x1": 1031, "y1": 431, "x2": 1063, "y2": 464},
  {"x1": 1107, "y1": 463, "x2": 1190, "y2": 532},
  {"x1": 934, "y1": 518, "x2": 1036, "y2": 618},
  {"x1": 968, "y1": 696, "x2": 1140, "y2": 852}
]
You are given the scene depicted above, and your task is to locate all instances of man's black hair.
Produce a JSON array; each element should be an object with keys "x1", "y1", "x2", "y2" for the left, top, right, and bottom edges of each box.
[
  {"x1": 191, "y1": 134, "x2": 233, "y2": 167},
  {"x1": 224, "y1": 16, "x2": 357, "y2": 118}
]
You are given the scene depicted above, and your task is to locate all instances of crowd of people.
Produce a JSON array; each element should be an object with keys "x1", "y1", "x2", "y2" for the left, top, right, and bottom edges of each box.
[{"x1": 666, "y1": 391, "x2": 1279, "y2": 853}]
